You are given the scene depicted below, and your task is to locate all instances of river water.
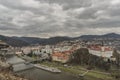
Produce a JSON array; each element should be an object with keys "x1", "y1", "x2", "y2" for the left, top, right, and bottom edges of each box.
[{"x1": 6, "y1": 56, "x2": 79, "y2": 80}]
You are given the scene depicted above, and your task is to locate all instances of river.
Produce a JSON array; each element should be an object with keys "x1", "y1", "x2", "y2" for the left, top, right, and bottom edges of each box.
[{"x1": 6, "y1": 56, "x2": 79, "y2": 80}]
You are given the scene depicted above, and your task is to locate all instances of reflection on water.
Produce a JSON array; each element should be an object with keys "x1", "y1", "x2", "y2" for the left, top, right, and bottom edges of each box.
[
  {"x1": 6, "y1": 56, "x2": 34, "y2": 72},
  {"x1": 6, "y1": 56, "x2": 25, "y2": 64},
  {"x1": 13, "y1": 63, "x2": 34, "y2": 72}
]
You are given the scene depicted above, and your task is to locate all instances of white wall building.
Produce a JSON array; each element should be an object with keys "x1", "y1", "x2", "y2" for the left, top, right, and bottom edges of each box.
[{"x1": 89, "y1": 46, "x2": 113, "y2": 58}]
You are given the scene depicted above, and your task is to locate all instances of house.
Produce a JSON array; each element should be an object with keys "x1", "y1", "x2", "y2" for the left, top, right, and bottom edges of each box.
[{"x1": 52, "y1": 51, "x2": 73, "y2": 63}]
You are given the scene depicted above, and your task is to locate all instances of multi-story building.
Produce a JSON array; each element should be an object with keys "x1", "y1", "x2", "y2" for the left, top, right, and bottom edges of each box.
[
  {"x1": 88, "y1": 45, "x2": 113, "y2": 58},
  {"x1": 52, "y1": 51, "x2": 73, "y2": 63}
]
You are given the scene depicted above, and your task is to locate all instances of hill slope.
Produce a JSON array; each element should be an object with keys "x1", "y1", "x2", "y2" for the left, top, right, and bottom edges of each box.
[{"x1": 0, "y1": 33, "x2": 120, "y2": 47}]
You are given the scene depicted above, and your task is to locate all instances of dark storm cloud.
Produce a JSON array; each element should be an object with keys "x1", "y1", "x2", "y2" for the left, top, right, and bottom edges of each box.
[{"x1": 0, "y1": 0, "x2": 120, "y2": 37}]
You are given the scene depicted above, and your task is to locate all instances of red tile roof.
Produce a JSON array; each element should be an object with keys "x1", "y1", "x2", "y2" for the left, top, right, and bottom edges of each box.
[{"x1": 89, "y1": 46, "x2": 113, "y2": 51}]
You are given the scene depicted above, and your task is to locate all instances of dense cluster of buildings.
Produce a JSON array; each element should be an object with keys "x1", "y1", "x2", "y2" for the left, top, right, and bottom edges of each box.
[
  {"x1": 12, "y1": 39, "x2": 119, "y2": 63},
  {"x1": 14, "y1": 40, "x2": 81, "y2": 63},
  {"x1": 0, "y1": 39, "x2": 119, "y2": 64}
]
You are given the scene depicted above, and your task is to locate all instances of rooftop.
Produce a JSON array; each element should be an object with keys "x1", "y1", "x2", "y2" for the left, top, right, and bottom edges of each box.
[{"x1": 89, "y1": 46, "x2": 113, "y2": 51}]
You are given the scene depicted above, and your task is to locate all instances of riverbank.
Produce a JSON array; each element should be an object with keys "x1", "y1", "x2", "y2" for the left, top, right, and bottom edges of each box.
[
  {"x1": 17, "y1": 55, "x2": 116, "y2": 80},
  {"x1": 34, "y1": 64, "x2": 61, "y2": 73},
  {"x1": 40, "y1": 61, "x2": 115, "y2": 80},
  {"x1": 6, "y1": 55, "x2": 80, "y2": 80},
  {"x1": 17, "y1": 68, "x2": 79, "y2": 80}
]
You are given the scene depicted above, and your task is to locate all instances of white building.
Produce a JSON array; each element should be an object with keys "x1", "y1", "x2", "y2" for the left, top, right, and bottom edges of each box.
[
  {"x1": 89, "y1": 46, "x2": 113, "y2": 58},
  {"x1": 41, "y1": 45, "x2": 53, "y2": 54},
  {"x1": 54, "y1": 46, "x2": 72, "y2": 52}
]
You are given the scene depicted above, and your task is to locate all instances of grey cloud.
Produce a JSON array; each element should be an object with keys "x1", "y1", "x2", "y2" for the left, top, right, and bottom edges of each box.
[
  {"x1": 0, "y1": 0, "x2": 120, "y2": 37},
  {"x1": 37, "y1": 0, "x2": 92, "y2": 10}
]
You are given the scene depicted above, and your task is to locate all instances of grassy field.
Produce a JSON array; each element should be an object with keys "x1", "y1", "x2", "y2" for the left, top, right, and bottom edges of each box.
[{"x1": 40, "y1": 61, "x2": 116, "y2": 80}]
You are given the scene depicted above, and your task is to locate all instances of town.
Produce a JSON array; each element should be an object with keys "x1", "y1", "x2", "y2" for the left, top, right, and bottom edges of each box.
[
  {"x1": 0, "y1": 0, "x2": 120, "y2": 80},
  {"x1": 0, "y1": 38, "x2": 120, "y2": 80}
]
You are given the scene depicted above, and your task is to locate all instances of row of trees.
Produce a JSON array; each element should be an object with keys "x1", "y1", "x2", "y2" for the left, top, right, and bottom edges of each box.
[
  {"x1": 113, "y1": 50, "x2": 120, "y2": 69},
  {"x1": 70, "y1": 48, "x2": 120, "y2": 79},
  {"x1": 70, "y1": 48, "x2": 111, "y2": 71}
]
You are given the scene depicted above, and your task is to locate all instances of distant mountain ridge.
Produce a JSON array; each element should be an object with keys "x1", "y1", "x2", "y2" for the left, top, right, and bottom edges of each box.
[
  {"x1": 0, "y1": 33, "x2": 120, "y2": 47},
  {"x1": 79, "y1": 33, "x2": 120, "y2": 40},
  {"x1": 12, "y1": 36, "x2": 71, "y2": 45},
  {"x1": 0, "y1": 35, "x2": 29, "y2": 47},
  {"x1": 0, "y1": 35, "x2": 71, "y2": 47}
]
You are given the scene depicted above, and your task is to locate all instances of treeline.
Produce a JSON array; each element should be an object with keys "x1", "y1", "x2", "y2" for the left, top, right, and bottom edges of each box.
[
  {"x1": 70, "y1": 48, "x2": 111, "y2": 71},
  {"x1": 113, "y1": 49, "x2": 120, "y2": 69}
]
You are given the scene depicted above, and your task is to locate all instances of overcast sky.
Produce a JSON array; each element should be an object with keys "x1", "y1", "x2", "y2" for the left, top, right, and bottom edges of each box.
[{"x1": 0, "y1": 0, "x2": 120, "y2": 38}]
